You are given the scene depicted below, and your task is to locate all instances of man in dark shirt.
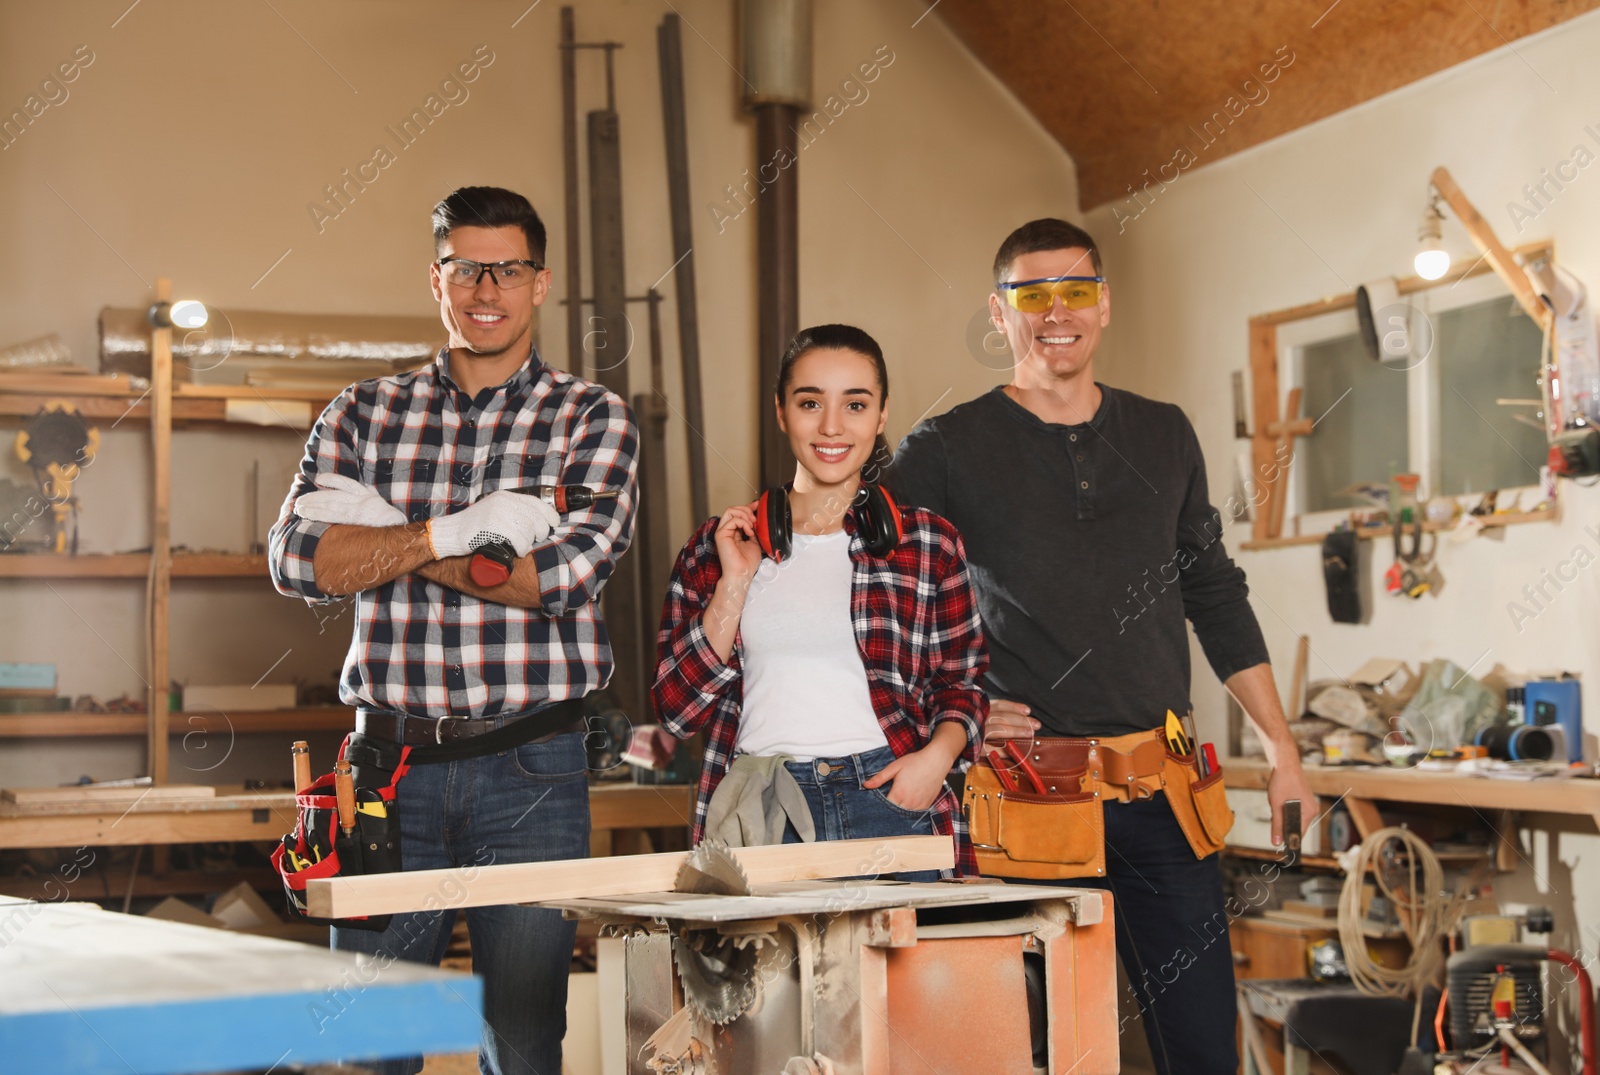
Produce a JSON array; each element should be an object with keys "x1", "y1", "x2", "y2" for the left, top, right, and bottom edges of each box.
[{"x1": 891, "y1": 218, "x2": 1312, "y2": 1075}]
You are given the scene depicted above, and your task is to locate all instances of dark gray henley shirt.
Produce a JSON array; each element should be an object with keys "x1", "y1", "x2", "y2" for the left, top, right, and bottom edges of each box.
[{"x1": 889, "y1": 384, "x2": 1269, "y2": 737}]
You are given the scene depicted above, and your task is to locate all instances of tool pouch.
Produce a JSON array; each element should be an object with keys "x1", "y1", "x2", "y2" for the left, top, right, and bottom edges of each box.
[
  {"x1": 962, "y1": 740, "x2": 1106, "y2": 880},
  {"x1": 1160, "y1": 750, "x2": 1234, "y2": 859},
  {"x1": 271, "y1": 734, "x2": 410, "y2": 931}
]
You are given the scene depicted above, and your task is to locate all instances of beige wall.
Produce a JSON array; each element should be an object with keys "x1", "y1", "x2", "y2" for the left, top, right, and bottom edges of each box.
[
  {"x1": 1087, "y1": 10, "x2": 1600, "y2": 1044},
  {"x1": 0, "y1": 0, "x2": 1077, "y2": 785}
]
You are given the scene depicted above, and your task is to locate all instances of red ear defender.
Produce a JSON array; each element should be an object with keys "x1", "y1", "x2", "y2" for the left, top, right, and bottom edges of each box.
[
  {"x1": 754, "y1": 488, "x2": 791, "y2": 561},
  {"x1": 857, "y1": 483, "x2": 904, "y2": 559}
]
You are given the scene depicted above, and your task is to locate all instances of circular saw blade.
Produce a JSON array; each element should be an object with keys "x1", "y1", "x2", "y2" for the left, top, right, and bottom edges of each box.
[
  {"x1": 671, "y1": 840, "x2": 760, "y2": 1024},
  {"x1": 672, "y1": 929, "x2": 765, "y2": 1025},
  {"x1": 674, "y1": 839, "x2": 751, "y2": 897}
]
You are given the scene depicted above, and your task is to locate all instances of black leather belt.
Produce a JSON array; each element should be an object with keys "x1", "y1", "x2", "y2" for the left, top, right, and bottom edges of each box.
[{"x1": 354, "y1": 698, "x2": 586, "y2": 763}]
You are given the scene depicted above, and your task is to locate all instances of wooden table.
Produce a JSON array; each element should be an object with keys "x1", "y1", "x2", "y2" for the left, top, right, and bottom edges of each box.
[
  {"x1": 0, "y1": 781, "x2": 694, "y2": 851},
  {"x1": 0, "y1": 896, "x2": 480, "y2": 1074}
]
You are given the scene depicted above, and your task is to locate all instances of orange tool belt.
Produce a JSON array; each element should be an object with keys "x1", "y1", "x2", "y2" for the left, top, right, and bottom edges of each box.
[{"x1": 961, "y1": 727, "x2": 1235, "y2": 881}]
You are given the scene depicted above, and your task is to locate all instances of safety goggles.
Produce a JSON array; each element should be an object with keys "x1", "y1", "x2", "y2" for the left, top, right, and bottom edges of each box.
[
  {"x1": 999, "y1": 275, "x2": 1105, "y2": 313},
  {"x1": 437, "y1": 257, "x2": 544, "y2": 290}
]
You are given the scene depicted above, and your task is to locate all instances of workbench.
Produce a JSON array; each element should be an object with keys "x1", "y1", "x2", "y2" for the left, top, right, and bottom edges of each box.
[
  {"x1": 1223, "y1": 757, "x2": 1600, "y2": 831},
  {"x1": 0, "y1": 895, "x2": 481, "y2": 1074},
  {"x1": 0, "y1": 781, "x2": 693, "y2": 850}
]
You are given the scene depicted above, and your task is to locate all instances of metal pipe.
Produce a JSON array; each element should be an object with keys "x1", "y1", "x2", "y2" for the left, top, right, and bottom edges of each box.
[
  {"x1": 755, "y1": 106, "x2": 800, "y2": 490},
  {"x1": 560, "y1": 7, "x2": 583, "y2": 374},
  {"x1": 657, "y1": 14, "x2": 708, "y2": 522},
  {"x1": 741, "y1": 0, "x2": 811, "y2": 490}
]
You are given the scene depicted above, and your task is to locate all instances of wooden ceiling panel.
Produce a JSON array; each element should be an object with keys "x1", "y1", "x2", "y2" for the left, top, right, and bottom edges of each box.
[{"x1": 935, "y1": 0, "x2": 1600, "y2": 208}]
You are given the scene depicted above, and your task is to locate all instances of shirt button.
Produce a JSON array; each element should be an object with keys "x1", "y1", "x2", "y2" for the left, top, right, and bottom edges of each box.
[
  {"x1": 1069, "y1": 433, "x2": 1078, "y2": 442},
  {"x1": 1080, "y1": 481, "x2": 1089, "y2": 490},
  {"x1": 1076, "y1": 453, "x2": 1085, "y2": 462}
]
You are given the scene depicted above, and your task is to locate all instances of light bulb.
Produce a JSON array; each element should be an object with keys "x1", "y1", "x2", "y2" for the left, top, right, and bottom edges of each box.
[
  {"x1": 1414, "y1": 194, "x2": 1449, "y2": 280},
  {"x1": 1414, "y1": 240, "x2": 1450, "y2": 280},
  {"x1": 169, "y1": 299, "x2": 209, "y2": 329}
]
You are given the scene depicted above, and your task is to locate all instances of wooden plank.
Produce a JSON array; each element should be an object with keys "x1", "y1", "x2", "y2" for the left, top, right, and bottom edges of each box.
[
  {"x1": 0, "y1": 707, "x2": 354, "y2": 739},
  {"x1": 0, "y1": 807, "x2": 293, "y2": 849},
  {"x1": 1251, "y1": 242, "x2": 1553, "y2": 327},
  {"x1": 1430, "y1": 168, "x2": 1552, "y2": 329},
  {"x1": 150, "y1": 278, "x2": 173, "y2": 786},
  {"x1": 305, "y1": 835, "x2": 956, "y2": 919},
  {"x1": 0, "y1": 552, "x2": 268, "y2": 579},
  {"x1": 1248, "y1": 320, "x2": 1279, "y2": 542},
  {"x1": 1240, "y1": 504, "x2": 1558, "y2": 551},
  {"x1": 0, "y1": 553, "x2": 151, "y2": 578},
  {"x1": 2, "y1": 784, "x2": 215, "y2": 805},
  {"x1": 1267, "y1": 385, "x2": 1303, "y2": 539}
]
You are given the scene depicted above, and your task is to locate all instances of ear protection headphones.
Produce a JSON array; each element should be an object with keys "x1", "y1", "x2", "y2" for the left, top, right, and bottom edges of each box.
[{"x1": 753, "y1": 483, "x2": 903, "y2": 562}]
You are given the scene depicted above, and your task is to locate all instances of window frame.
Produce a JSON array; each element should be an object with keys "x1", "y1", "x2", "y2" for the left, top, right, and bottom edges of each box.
[{"x1": 1245, "y1": 240, "x2": 1553, "y2": 545}]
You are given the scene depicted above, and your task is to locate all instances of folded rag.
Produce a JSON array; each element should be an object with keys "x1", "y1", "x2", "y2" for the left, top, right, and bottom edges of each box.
[{"x1": 703, "y1": 754, "x2": 816, "y2": 847}]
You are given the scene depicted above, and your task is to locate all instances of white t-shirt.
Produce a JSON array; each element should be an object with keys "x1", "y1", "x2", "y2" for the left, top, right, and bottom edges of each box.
[{"x1": 735, "y1": 530, "x2": 890, "y2": 761}]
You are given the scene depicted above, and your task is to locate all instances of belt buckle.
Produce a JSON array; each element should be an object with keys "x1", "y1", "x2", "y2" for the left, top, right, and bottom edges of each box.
[{"x1": 435, "y1": 719, "x2": 448, "y2": 746}]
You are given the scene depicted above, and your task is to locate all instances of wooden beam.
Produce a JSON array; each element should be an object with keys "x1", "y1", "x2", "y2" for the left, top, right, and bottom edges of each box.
[
  {"x1": 305, "y1": 835, "x2": 955, "y2": 919},
  {"x1": 1248, "y1": 320, "x2": 1279, "y2": 542},
  {"x1": 1252, "y1": 241, "x2": 1554, "y2": 327},
  {"x1": 1430, "y1": 167, "x2": 1552, "y2": 330},
  {"x1": 1267, "y1": 385, "x2": 1304, "y2": 539},
  {"x1": 150, "y1": 279, "x2": 173, "y2": 786},
  {"x1": 1341, "y1": 797, "x2": 1385, "y2": 842}
]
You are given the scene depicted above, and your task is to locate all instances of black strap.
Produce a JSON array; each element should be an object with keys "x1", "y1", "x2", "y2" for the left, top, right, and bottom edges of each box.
[{"x1": 357, "y1": 698, "x2": 588, "y2": 767}]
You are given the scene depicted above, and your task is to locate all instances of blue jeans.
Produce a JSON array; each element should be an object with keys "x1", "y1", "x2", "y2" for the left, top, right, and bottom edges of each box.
[
  {"x1": 779, "y1": 745, "x2": 942, "y2": 882},
  {"x1": 1011, "y1": 792, "x2": 1239, "y2": 1075},
  {"x1": 332, "y1": 731, "x2": 590, "y2": 1075}
]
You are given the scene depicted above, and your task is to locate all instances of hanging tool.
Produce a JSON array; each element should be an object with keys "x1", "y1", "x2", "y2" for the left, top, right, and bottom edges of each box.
[
  {"x1": 1385, "y1": 473, "x2": 1439, "y2": 599},
  {"x1": 292, "y1": 740, "x2": 312, "y2": 794},
  {"x1": 467, "y1": 485, "x2": 622, "y2": 587},
  {"x1": 333, "y1": 759, "x2": 357, "y2": 837},
  {"x1": 15, "y1": 402, "x2": 100, "y2": 554}
]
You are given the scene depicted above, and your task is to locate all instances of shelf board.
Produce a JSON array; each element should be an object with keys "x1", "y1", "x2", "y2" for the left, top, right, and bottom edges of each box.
[
  {"x1": 1224, "y1": 757, "x2": 1600, "y2": 827},
  {"x1": 0, "y1": 553, "x2": 268, "y2": 579},
  {"x1": 0, "y1": 376, "x2": 334, "y2": 428},
  {"x1": 1224, "y1": 844, "x2": 1341, "y2": 870},
  {"x1": 1239, "y1": 506, "x2": 1559, "y2": 551},
  {"x1": 0, "y1": 707, "x2": 354, "y2": 739}
]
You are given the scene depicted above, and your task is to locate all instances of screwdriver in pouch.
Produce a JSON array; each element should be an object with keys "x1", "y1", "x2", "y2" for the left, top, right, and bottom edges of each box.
[{"x1": 468, "y1": 485, "x2": 622, "y2": 587}]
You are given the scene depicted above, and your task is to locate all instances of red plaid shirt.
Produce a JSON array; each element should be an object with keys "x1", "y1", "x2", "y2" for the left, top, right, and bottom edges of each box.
[{"x1": 652, "y1": 505, "x2": 988, "y2": 874}]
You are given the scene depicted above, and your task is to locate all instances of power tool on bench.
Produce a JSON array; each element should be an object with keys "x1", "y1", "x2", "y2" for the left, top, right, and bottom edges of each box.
[{"x1": 467, "y1": 484, "x2": 620, "y2": 587}]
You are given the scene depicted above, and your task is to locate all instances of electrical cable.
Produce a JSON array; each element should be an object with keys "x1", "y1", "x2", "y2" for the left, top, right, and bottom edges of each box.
[{"x1": 1339, "y1": 825, "x2": 1471, "y2": 1049}]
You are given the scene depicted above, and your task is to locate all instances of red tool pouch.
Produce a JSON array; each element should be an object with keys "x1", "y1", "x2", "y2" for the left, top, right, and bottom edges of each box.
[{"x1": 271, "y1": 735, "x2": 410, "y2": 931}]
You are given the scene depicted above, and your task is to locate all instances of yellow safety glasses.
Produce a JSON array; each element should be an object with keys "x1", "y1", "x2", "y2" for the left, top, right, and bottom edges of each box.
[{"x1": 1000, "y1": 275, "x2": 1105, "y2": 313}]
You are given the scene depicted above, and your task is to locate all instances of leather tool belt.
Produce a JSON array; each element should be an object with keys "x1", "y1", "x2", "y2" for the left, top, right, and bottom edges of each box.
[{"x1": 962, "y1": 727, "x2": 1235, "y2": 880}]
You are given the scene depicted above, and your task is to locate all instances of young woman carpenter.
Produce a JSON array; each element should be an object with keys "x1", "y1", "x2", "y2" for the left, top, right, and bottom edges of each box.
[{"x1": 651, "y1": 324, "x2": 988, "y2": 876}]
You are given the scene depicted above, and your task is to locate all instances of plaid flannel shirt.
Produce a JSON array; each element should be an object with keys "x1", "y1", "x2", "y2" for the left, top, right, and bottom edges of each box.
[
  {"x1": 652, "y1": 506, "x2": 988, "y2": 874},
  {"x1": 269, "y1": 349, "x2": 638, "y2": 718}
]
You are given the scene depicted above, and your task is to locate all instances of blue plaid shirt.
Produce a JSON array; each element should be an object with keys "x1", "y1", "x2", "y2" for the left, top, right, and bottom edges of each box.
[{"x1": 268, "y1": 349, "x2": 638, "y2": 719}]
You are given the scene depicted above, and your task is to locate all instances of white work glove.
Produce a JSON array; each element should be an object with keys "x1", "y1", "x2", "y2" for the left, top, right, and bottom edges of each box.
[
  {"x1": 294, "y1": 473, "x2": 407, "y2": 528},
  {"x1": 425, "y1": 490, "x2": 560, "y2": 560}
]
